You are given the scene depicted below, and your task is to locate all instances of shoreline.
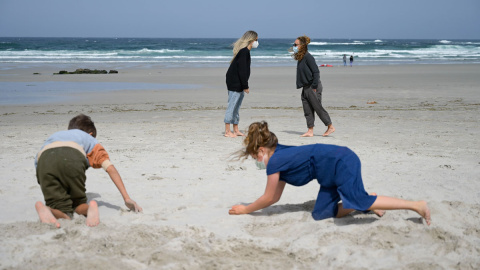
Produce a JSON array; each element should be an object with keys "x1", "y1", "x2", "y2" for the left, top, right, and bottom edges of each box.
[{"x1": 1, "y1": 64, "x2": 480, "y2": 106}]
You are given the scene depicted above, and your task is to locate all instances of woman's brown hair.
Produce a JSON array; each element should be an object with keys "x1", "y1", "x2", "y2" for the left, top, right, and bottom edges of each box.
[
  {"x1": 236, "y1": 121, "x2": 278, "y2": 160},
  {"x1": 293, "y1": 35, "x2": 311, "y2": 61}
]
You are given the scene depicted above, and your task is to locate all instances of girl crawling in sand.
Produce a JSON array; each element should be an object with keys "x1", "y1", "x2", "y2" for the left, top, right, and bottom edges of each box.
[{"x1": 229, "y1": 121, "x2": 431, "y2": 225}]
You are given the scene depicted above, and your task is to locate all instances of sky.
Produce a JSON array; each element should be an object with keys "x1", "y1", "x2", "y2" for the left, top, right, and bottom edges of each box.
[{"x1": 1, "y1": 0, "x2": 479, "y2": 39}]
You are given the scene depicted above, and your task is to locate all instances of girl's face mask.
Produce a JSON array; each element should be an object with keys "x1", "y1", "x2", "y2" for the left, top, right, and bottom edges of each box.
[{"x1": 255, "y1": 153, "x2": 266, "y2": 170}]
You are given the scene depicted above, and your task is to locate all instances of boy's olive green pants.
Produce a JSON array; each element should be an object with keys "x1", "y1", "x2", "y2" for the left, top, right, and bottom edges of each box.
[{"x1": 36, "y1": 147, "x2": 88, "y2": 214}]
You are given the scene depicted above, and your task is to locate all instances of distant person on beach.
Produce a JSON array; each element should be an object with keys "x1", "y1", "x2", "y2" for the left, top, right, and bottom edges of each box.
[
  {"x1": 34, "y1": 114, "x2": 142, "y2": 228},
  {"x1": 224, "y1": 30, "x2": 259, "y2": 138},
  {"x1": 350, "y1": 55, "x2": 354, "y2": 67},
  {"x1": 292, "y1": 35, "x2": 335, "y2": 137},
  {"x1": 343, "y1": 54, "x2": 347, "y2": 66},
  {"x1": 228, "y1": 121, "x2": 432, "y2": 225}
]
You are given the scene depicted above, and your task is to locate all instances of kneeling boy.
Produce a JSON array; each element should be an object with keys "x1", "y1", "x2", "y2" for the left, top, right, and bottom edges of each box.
[{"x1": 35, "y1": 114, "x2": 142, "y2": 227}]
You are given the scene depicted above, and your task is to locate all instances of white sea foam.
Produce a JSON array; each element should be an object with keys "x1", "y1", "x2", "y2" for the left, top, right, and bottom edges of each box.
[
  {"x1": 135, "y1": 48, "x2": 185, "y2": 54},
  {"x1": 309, "y1": 42, "x2": 366, "y2": 46},
  {"x1": 1, "y1": 38, "x2": 479, "y2": 66},
  {"x1": 309, "y1": 42, "x2": 329, "y2": 46}
]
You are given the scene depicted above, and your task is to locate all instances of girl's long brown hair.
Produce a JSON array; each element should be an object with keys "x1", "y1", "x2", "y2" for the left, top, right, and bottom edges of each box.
[
  {"x1": 235, "y1": 121, "x2": 278, "y2": 160},
  {"x1": 293, "y1": 35, "x2": 311, "y2": 61}
]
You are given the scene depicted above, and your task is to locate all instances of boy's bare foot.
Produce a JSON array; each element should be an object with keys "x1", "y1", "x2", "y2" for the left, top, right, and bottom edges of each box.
[
  {"x1": 323, "y1": 125, "x2": 335, "y2": 137},
  {"x1": 86, "y1": 200, "x2": 100, "y2": 227},
  {"x1": 417, "y1": 200, "x2": 431, "y2": 226},
  {"x1": 35, "y1": 201, "x2": 60, "y2": 228},
  {"x1": 224, "y1": 132, "x2": 237, "y2": 138}
]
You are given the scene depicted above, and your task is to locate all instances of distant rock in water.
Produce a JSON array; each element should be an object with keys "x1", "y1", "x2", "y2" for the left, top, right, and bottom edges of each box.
[
  {"x1": 54, "y1": 69, "x2": 117, "y2": 75},
  {"x1": 109, "y1": 70, "x2": 118, "y2": 74}
]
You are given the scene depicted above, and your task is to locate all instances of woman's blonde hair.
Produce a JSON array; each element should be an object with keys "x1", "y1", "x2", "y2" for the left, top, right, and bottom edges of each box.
[
  {"x1": 235, "y1": 121, "x2": 278, "y2": 160},
  {"x1": 293, "y1": 35, "x2": 311, "y2": 61},
  {"x1": 231, "y1": 30, "x2": 258, "y2": 63}
]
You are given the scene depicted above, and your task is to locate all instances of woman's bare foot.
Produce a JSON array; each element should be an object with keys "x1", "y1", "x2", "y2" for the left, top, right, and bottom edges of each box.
[
  {"x1": 224, "y1": 132, "x2": 237, "y2": 138},
  {"x1": 301, "y1": 128, "x2": 314, "y2": 137},
  {"x1": 323, "y1": 125, "x2": 335, "y2": 136},
  {"x1": 35, "y1": 201, "x2": 60, "y2": 228},
  {"x1": 86, "y1": 200, "x2": 100, "y2": 227},
  {"x1": 416, "y1": 200, "x2": 431, "y2": 226},
  {"x1": 234, "y1": 131, "x2": 245, "y2": 136}
]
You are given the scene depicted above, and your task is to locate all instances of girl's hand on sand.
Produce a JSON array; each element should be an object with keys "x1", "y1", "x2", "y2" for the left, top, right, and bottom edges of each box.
[
  {"x1": 229, "y1": 205, "x2": 247, "y2": 215},
  {"x1": 125, "y1": 199, "x2": 143, "y2": 213}
]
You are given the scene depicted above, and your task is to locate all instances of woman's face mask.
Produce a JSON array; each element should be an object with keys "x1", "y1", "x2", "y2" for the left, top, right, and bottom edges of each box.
[
  {"x1": 292, "y1": 45, "x2": 299, "y2": 53},
  {"x1": 252, "y1": 40, "x2": 259, "y2": 49}
]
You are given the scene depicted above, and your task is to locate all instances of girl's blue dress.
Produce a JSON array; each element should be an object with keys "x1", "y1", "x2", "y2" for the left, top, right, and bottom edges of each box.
[{"x1": 266, "y1": 144, "x2": 377, "y2": 220}]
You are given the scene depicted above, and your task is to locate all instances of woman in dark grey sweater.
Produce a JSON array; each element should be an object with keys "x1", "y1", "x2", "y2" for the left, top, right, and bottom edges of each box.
[
  {"x1": 224, "y1": 30, "x2": 259, "y2": 138},
  {"x1": 293, "y1": 35, "x2": 335, "y2": 137}
]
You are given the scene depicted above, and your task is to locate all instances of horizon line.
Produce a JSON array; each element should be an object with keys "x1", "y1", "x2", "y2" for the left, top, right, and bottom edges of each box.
[{"x1": 1, "y1": 36, "x2": 479, "y2": 40}]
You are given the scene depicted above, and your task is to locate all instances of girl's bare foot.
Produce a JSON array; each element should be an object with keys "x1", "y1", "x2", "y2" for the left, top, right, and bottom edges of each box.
[
  {"x1": 369, "y1": 193, "x2": 386, "y2": 217},
  {"x1": 35, "y1": 201, "x2": 60, "y2": 228},
  {"x1": 323, "y1": 125, "x2": 335, "y2": 136},
  {"x1": 86, "y1": 200, "x2": 100, "y2": 227},
  {"x1": 417, "y1": 200, "x2": 431, "y2": 226},
  {"x1": 372, "y1": 209, "x2": 386, "y2": 217}
]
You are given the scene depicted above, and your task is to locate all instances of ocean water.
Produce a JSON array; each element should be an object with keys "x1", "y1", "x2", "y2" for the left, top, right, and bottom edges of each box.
[{"x1": 1, "y1": 37, "x2": 480, "y2": 68}]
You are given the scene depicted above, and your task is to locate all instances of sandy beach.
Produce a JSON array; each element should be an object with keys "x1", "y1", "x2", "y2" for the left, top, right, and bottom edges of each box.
[{"x1": 1, "y1": 64, "x2": 479, "y2": 269}]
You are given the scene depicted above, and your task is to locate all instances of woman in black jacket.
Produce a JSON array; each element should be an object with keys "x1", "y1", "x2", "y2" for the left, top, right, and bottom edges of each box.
[
  {"x1": 293, "y1": 35, "x2": 335, "y2": 137},
  {"x1": 224, "y1": 30, "x2": 258, "y2": 137}
]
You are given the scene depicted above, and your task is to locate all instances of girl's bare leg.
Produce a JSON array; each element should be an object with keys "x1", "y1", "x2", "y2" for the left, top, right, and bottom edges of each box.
[
  {"x1": 336, "y1": 203, "x2": 355, "y2": 218},
  {"x1": 370, "y1": 193, "x2": 386, "y2": 217},
  {"x1": 35, "y1": 201, "x2": 61, "y2": 228},
  {"x1": 369, "y1": 196, "x2": 431, "y2": 225},
  {"x1": 336, "y1": 193, "x2": 385, "y2": 218}
]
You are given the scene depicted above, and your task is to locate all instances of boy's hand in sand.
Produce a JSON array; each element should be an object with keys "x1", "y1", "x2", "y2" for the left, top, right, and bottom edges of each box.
[
  {"x1": 229, "y1": 205, "x2": 247, "y2": 215},
  {"x1": 125, "y1": 199, "x2": 143, "y2": 213}
]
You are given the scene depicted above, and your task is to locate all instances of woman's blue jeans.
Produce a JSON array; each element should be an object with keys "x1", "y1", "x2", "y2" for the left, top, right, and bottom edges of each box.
[{"x1": 224, "y1": 90, "x2": 245, "y2": 125}]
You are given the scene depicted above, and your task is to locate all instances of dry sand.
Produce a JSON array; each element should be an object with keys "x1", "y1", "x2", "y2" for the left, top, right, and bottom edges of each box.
[{"x1": 1, "y1": 64, "x2": 479, "y2": 269}]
